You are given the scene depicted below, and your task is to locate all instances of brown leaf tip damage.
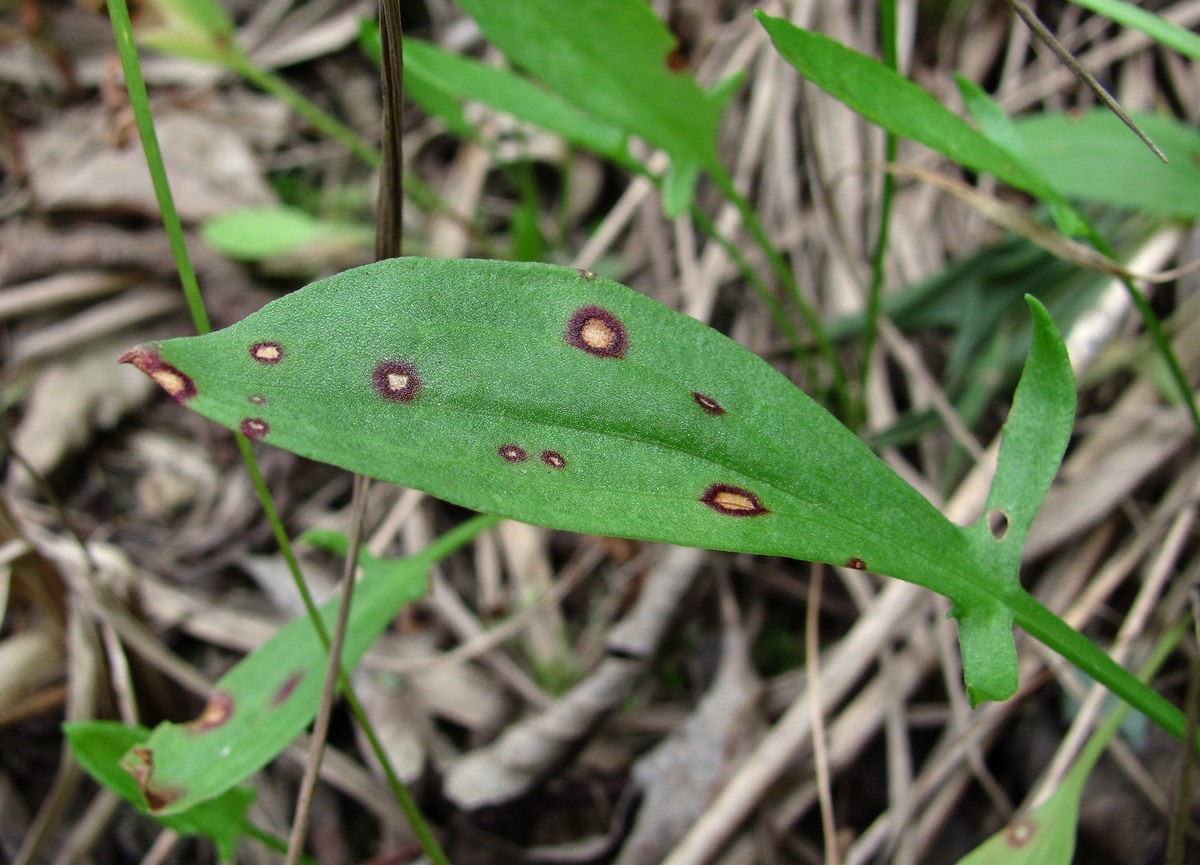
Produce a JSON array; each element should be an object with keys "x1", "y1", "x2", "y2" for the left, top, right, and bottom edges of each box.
[
  {"x1": 845, "y1": 557, "x2": 867, "y2": 570},
  {"x1": 566, "y1": 305, "x2": 628, "y2": 358},
  {"x1": 127, "y1": 746, "x2": 184, "y2": 812},
  {"x1": 372, "y1": 359, "x2": 421, "y2": 402},
  {"x1": 700, "y1": 484, "x2": 769, "y2": 517},
  {"x1": 540, "y1": 450, "x2": 566, "y2": 468},
  {"x1": 190, "y1": 691, "x2": 235, "y2": 732},
  {"x1": 250, "y1": 341, "x2": 284, "y2": 364},
  {"x1": 499, "y1": 444, "x2": 528, "y2": 463},
  {"x1": 240, "y1": 418, "x2": 270, "y2": 440},
  {"x1": 118, "y1": 347, "x2": 196, "y2": 404},
  {"x1": 692, "y1": 392, "x2": 725, "y2": 415}
]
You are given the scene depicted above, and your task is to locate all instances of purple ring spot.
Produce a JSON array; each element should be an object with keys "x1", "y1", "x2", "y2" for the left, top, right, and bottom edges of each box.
[
  {"x1": 250, "y1": 341, "x2": 284, "y2": 364},
  {"x1": 692, "y1": 392, "x2": 725, "y2": 416},
  {"x1": 240, "y1": 418, "x2": 270, "y2": 440},
  {"x1": 499, "y1": 444, "x2": 528, "y2": 463},
  {"x1": 700, "y1": 484, "x2": 768, "y2": 517},
  {"x1": 373, "y1": 360, "x2": 421, "y2": 402},
  {"x1": 566, "y1": 305, "x2": 628, "y2": 358},
  {"x1": 540, "y1": 450, "x2": 566, "y2": 469}
]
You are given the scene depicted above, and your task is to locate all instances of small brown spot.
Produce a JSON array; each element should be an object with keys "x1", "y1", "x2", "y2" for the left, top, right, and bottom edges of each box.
[
  {"x1": 190, "y1": 692, "x2": 234, "y2": 732},
  {"x1": 566, "y1": 305, "x2": 628, "y2": 358},
  {"x1": 240, "y1": 418, "x2": 269, "y2": 440},
  {"x1": 250, "y1": 341, "x2": 284, "y2": 364},
  {"x1": 700, "y1": 484, "x2": 768, "y2": 517},
  {"x1": 273, "y1": 672, "x2": 303, "y2": 706},
  {"x1": 540, "y1": 450, "x2": 566, "y2": 468},
  {"x1": 1006, "y1": 818, "x2": 1037, "y2": 848},
  {"x1": 665, "y1": 47, "x2": 688, "y2": 71},
  {"x1": 118, "y1": 347, "x2": 196, "y2": 404},
  {"x1": 692, "y1": 392, "x2": 725, "y2": 416},
  {"x1": 578, "y1": 268, "x2": 598, "y2": 281},
  {"x1": 845, "y1": 557, "x2": 867, "y2": 571},
  {"x1": 373, "y1": 359, "x2": 421, "y2": 402},
  {"x1": 499, "y1": 444, "x2": 528, "y2": 463},
  {"x1": 248, "y1": 394, "x2": 267, "y2": 405}
]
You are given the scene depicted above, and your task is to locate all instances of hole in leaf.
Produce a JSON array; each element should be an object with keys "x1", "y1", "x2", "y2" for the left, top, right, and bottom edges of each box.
[
  {"x1": 540, "y1": 450, "x2": 566, "y2": 469},
  {"x1": 250, "y1": 341, "x2": 284, "y2": 364},
  {"x1": 190, "y1": 692, "x2": 234, "y2": 731},
  {"x1": 498, "y1": 444, "x2": 528, "y2": 463},
  {"x1": 240, "y1": 418, "x2": 270, "y2": 440},
  {"x1": 692, "y1": 392, "x2": 725, "y2": 416},
  {"x1": 700, "y1": 484, "x2": 769, "y2": 517},
  {"x1": 372, "y1": 360, "x2": 421, "y2": 402},
  {"x1": 987, "y1": 508, "x2": 1009, "y2": 540},
  {"x1": 566, "y1": 305, "x2": 628, "y2": 358},
  {"x1": 118, "y1": 348, "x2": 196, "y2": 404}
]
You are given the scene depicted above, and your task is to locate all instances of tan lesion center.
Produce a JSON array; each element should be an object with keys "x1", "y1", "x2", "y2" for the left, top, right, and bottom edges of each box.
[
  {"x1": 388, "y1": 372, "x2": 410, "y2": 391},
  {"x1": 151, "y1": 369, "x2": 187, "y2": 396},
  {"x1": 712, "y1": 490, "x2": 757, "y2": 512},
  {"x1": 580, "y1": 318, "x2": 615, "y2": 349}
]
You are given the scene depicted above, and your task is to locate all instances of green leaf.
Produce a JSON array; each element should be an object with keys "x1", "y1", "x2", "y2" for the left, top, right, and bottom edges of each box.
[
  {"x1": 453, "y1": 0, "x2": 737, "y2": 214},
  {"x1": 756, "y1": 12, "x2": 1060, "y2": 204},
  {"x1": 404, "y1": 38, "x2": 630, "y2": 164},
  {"x1": 1015, "y1": 109, "x2": 1200, "y2": 218},
  {"x1": 1067, "y1": 0, "x2": 1200, "y2": 61},
  {"x1": 121, "y1": 257, "x2": 1021, "y2": 702},
  {"x1": 135, "y1": 0, "x2": 239, "y2": 64},
  {"x1": 64, "y1": 721, "x2": 254, "y2": 860},
  {"x1": 114, "y1": 539, "x2": 430, "y2": 815},
  {"x1": 970, "y1": 297, "x2": 1076, "y2": 570},
  {"x1": 202, "y1": 206, "x2": 372, "y2": 262}
]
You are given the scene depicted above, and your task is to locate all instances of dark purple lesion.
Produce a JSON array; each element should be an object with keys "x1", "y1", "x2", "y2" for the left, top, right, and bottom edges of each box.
[
  {"x1": 498, "y1": 444, "x2": 528, "y2": 463},
  {"x1": 692, "y1": 392, "x2": 725, "y2": 416},
  {"x1": 272, "y1": 671, "x2": 304, "y2": 706},
  {"x1": 844, "y1": 557, "x2": 867, "y2": 571},
  {"x1": 565, "y1": 306, "x2": 628, "y2": 358},
  {"x1": 540, "y1": 450, "x2": 566, "y2": 469},
  {"x1": 372, "y1": 359, "x2": 421, "y2": 402},
  {"x1": 249, "y1": 341, "x2": 284, "y2": 364},
  {"x1": 240, "y1": 418, "x2": 270, "y2": 440},
  {"x1": 118, "y1": 347, "x2": 197, "y2": 404},
  {"x1": 700, "y1": 483, "x2": 769, "y2": 517}
]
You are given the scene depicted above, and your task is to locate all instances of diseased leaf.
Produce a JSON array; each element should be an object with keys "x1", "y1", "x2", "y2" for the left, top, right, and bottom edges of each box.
[
  {"x1": 121, "y1": 257, "x2": 1021, "y2": 702},
  {"x1": 64, "y1": 722, "x2": 254, "y2": 860},
  {"x1": 114, "y1": 535, "x2": 430, "y2": 815}
]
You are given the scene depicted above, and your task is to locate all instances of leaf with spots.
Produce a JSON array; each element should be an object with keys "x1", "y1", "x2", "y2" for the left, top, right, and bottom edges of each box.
[
  {"x1": 122, "y1": 258, "x2": 1194, "y2": 744},
  {"x1": 110, "y1": 532, "x2": 435, "y2": 816}
]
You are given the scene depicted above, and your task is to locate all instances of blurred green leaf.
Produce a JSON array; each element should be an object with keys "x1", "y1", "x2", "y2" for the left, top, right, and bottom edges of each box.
[
  {"x1": 756, "y1": 12, "x2": 1061, "y2": 204},
  {"x1": 1016, "y1": 110, "x2": 1200, "y2": 218},
  {"x1": 1068, "y1": 0, "x2": 1200, "y2": 60},
  {"x1": 113, "y1": 538, "x2": 430, "y2": 815},
  {"x1": 202, "y1": 206, "x2": 372, "y2": 262},
  {"x1": 64, "y1": 722, "x2": 254, "y2": 860}
]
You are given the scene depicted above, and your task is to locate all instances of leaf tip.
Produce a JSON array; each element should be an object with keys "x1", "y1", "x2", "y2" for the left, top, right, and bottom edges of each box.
[{"x1": 119, "y1": 346, "x2": 197, "y2": 404}]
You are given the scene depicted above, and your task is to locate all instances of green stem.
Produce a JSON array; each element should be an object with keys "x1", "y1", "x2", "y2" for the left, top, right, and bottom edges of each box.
[
  {"x1": 1007, "y1": 587, "x2": 1197, "y2": 751},
  {"x1": 107, "y1": 0, "x2": 210, "y2": 335},
  {"x1": 861, "y1": 0, "x2": 899, "y2": 430}
]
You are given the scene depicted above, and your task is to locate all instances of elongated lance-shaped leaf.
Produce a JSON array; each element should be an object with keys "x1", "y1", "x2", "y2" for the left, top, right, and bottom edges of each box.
[{"x1": 121, "y1": 257, "x2": 1021, "y2": 701}]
